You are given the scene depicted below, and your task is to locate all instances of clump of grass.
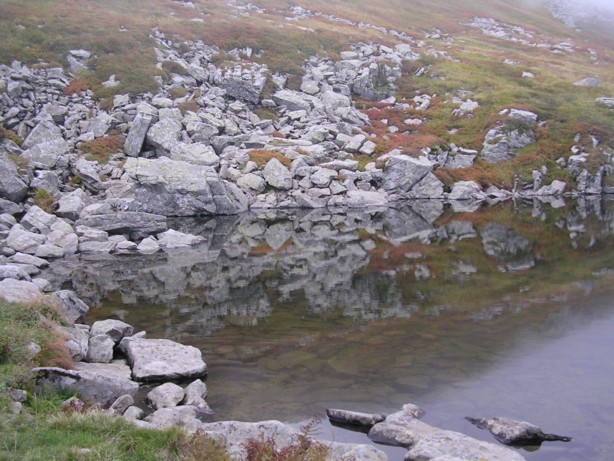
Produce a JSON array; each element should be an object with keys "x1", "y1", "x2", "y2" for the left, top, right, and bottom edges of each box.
[
  {"x1": 32, "y1": 188, "x2": 57, "y2": 213},
  {"x1": 177, "y1": 99, "x2": 199, "y2": 114},
  {"x1": 248, "y1": 149, "x2": 292, "y2": 168},
  {"x1": 0, "y1": 301, "x2": 71, "y2": 390},
  {"x1": 80, "y1": 134, "x2": 125, "y2": 164},
  {"x1": 243, "y1": 419, "x2": 329, "y2": 461},
  {"x1": 161, "y1": 60, "x2": 188, "y2": 76},
  {"x1": 8, "y1": 152, "x2": 29, "y2": 170},
  {"x1": 168, "y1": 87, "x2": 188, "y2": 99},
  {"x1": 0, "y1": 127, "x2": 22, "y2": 146}
]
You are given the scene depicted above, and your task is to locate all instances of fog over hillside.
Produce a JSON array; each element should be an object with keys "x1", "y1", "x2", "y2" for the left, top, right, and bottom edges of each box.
[{"x1": 548, "y1": 0, "x2": 614, "y2": 29}]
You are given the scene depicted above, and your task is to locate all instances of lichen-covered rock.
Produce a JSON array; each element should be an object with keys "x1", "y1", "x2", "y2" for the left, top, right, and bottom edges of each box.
[
  {"x1": 382, "y1": 154, "x2": 435, "y2": 194},
  {"x1": 124, "y1": 113, "x2": 153, "y2": 157}
]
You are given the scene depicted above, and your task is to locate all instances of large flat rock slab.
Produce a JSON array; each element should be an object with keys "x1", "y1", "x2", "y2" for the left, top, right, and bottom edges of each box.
[{"x1": 119, "y1": 337, "x2": 207, "y2": 382}]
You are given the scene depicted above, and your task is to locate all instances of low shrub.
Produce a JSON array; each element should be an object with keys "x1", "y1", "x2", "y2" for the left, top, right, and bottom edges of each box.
[
  {"x1": 80, "y1": 133, "x2": 125, "y2": 164},
  {"x1": 248, "y1": 149, "x2": 292, "y2": 168},
  {"x1": 32, "y1": 188, "x2": 57, "y2": 213}
]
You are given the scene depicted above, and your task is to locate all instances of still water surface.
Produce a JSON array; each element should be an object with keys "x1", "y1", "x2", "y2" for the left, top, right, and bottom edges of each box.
[{"x1": 46, "y1": 198, "x2": 614, "y2": 460}]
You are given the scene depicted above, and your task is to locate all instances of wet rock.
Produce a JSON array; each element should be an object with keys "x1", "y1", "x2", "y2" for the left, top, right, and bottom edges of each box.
[
  {"x1": 148, "y1": 382, "x2": 185, "y2": 410},
  {"x1": 404, "y1": 430, "x2": 526, "y2": 461},
  {"x1": 90, "y1": 319, "x2": 134, "y2": 344},
  {"x1": 34, "y1": 365, "x2": 139, "y2": 407},
  {"x1": 465, "y1": 416, "x2": 572, "y2": 445},
  {"x1": 327, "y1": 408, "x2": 386, "y2": 428},
  {"x1": 119, "y1": 337, "x2": 207, "y2": 382},
  {"x1": 481, "y1": 125, "x2": 535, "y2": 163}
]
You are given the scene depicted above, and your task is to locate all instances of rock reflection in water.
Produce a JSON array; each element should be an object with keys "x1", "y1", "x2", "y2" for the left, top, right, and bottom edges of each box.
[{"x1": 42, "y1": 197, "x2": 614, "y2": 460}]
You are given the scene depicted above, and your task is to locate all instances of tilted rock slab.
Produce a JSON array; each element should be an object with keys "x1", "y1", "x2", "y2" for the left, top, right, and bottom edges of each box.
[
  {"x1": 119, "y1": 337, "x2": 207, "y2": 382},
  {"x1": 465, "y1": 416, "x2": 572, "y2": 445}
]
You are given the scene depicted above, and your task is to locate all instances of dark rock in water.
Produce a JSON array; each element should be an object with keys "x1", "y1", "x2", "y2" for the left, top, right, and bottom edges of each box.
[
  {"x1": 326, "y1": 408, "x2": 386, "y2": 428},
  {"x1": 465, "y1": 416, "x2": 572, "y2": 445}
]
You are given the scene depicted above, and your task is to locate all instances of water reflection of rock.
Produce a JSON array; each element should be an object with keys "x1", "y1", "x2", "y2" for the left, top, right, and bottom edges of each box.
[{"x1": 41, "y1": 197, "x2": 614, "y2": 335}]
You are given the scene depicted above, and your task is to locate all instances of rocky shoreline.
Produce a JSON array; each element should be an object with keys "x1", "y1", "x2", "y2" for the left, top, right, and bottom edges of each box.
[{"x1": 2, "y1": 286, "x2": 564, "y2": 461}]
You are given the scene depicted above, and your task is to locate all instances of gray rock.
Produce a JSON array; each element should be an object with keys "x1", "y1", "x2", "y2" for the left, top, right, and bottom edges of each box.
[
  {"x1": 137, "y1": 237, "x2": 160, "y2": 254},
  {"x1": 346, "y1": 190, "x2": 388, "y2": 208},
  {"x1": 368, "y1": 404, "x2": 430, "y2": 447},
  {"x1": 300, "y1": 80, "x2": 320, "y2": 95},
  {"x1": 169, "y1": 143, "x2": 219, "y2": 166},
  {"x1": 481, "y1": 125, "x2": 535, "y2": 163},
  {"x1": 0, "y1": 264, "x2": 31, "y2": 281},
  {"x1": 263, "y1": 158, "x2": 293, "y2": 190},
  {"x1": 34, "y1": 244, "x2": 63, "y2": 259},
  {"x1": 145, "y1": 118, "x2": 182, "y2": 155},
  {"x1": 448, "y1": 181, "x2": 486, "y2": 201},
  {"x1": 86, "y1": 334, "x2": 115, "y2": 363},
  {"x1": 50, "y1": 289, "x2": 89, "y2": 324},
  {"x1": 573, "y1": 77, "x2": 600, "y2": 87},
  {"x1": 22, "y1": 120, "x2": 63, "y2": 150},
  {"x1": 404, "y1": 430, "x2": 526, "y2": 461},
  {"x1": 22, "y1": 139, "x2": 69, "y2": 170},
  {"x1": 0, "y1": 279, "x2": 44, "y2": 304},
  {"x1": 0, "y1": 199, "x2": 23, "y2": 215},
  {"x1": 74, "y1": 158, "x2": 101, "y2": 193},
  {"x1": 146, "y1": 406, "x2": 202, "y2": 430},
  {"x1": 63, "y1": 326, "x2": 89, "y2": 361},
  {"x1": 310, "y1": 168, "x2": 337, "y2": 187},
  {"x1": 123, "y1": 157, "x2": 248, "y2": 216},
  {"x1": 124, "y1": 113, "x2": 153, "y2": 157},
  {"x1": 272, "y1": 90, "x2": 312, "y2": 111},
  {"x1": 237, "y1": 173, "x2": 266, "y2": 193},
  {"x1": 382, "y1": 155, "x2": 435, "y2": 194},
  {"x1": 78, "y1": 240, "x2": 117, "y2": 254},
  {"x1": 465, "y1": 416, "x2": 572, "y2": 445},
  {"x1": 8, "y1": 253, "x2": 48, "y2": 268},
  {"x1": 119, "y1": 337, "x2": 207, "y2": 382},
  {"x1": 596, "y1": 97, "x2": 614, "y2": 109},
  {"x1": 90, "y1": 319, "x2": 134, "y2": 344},
  {"x1": 157, "y1": 229, "x2": 205, "y2": 249},
  {"x1": 34, "y1": 365, "x2": 139, "y2": 407},
  {"x1": 327, "y1": 408, "x2": 386, "y2": 428},
  {"x1": 21, "y1": 205, "x2": 58, "y2": 235},
  {"x1": 108, "y1": 394, "x2": 135, "y2": 416},
  {"x1": 183, "y1": 379, "x2": 208, "y2": 405},
  {"x1": 123, "y1": 406, "x2": 145, "y2": 420},
  {"x1": 77, "y1": 200, "x2": 168, "y2": 236},
  {"x1": 6, "y1": 224, "x2": 46, "y2": 254},
  {"x1": 56, "y1": 189, "x2": 90, "y2": 221},
  {"x1": 147, "y1": 382, "x2": 185, "y2": 410},
  {"x1": 0, "y1": 151, "x2": 28, "y2": 203},
  {"x1": 8, "y1": 389, "x2": 27, "y2": 403}
]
